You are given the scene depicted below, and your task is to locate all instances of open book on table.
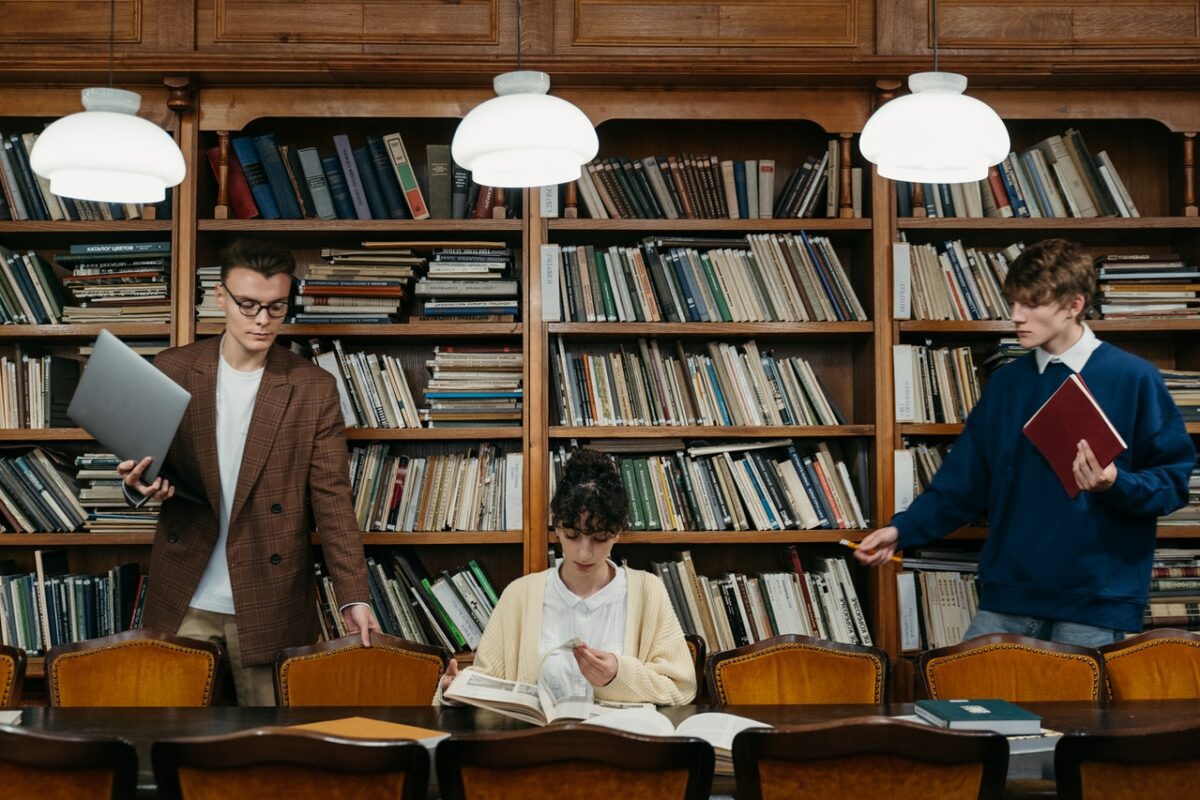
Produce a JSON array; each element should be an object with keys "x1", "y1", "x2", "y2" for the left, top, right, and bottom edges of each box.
[
  {"x1": 443, "y1": 669, "x2": 653, "y2": 726},
  {"x1": 582, "y1": 708, "x2": 771, "y2": 774}
]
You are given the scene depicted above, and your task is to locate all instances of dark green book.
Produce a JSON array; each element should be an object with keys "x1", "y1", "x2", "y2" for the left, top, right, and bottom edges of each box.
[
  {"x1": 633, "y1": 457, "x2": 661, "y2": 530},
  {"x1": 593, "y1": 249, "x2": 618, "y2": 321},
  {"x1": 619, "y1": 458, "x2": 647, "y2": 531},
  {"x1": 914, "y1": 699, "x2": 1041, "y2": 735}
]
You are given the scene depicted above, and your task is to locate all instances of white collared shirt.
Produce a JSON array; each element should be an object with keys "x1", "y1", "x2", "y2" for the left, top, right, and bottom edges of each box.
[
  {"x1": 538, "y1": 561, "x2": 627, "y2": 700},
  {"x1": 1034, "y1": 323, "x2": 1102, "y2": 374}
]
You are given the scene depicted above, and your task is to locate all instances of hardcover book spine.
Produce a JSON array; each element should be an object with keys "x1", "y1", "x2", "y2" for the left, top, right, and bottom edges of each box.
[
  {"x1": 382, "y1": 133, "x2": 431, "y2": 219},
  {"x1": 296, "y1": 147, "x2": 337, "y2": 220},
  {"x1": 251, "y1": 133, "x2": 302, "y2": 219},
  {"x1": 230, "y1": 136, "x2": 282, "y2": 219},
  {"x1": 333, "y1": 134, "x2": 373, "y2": 220},
  {"x1": 320, "y1": 155, "x2": 357, "y2": 220}
]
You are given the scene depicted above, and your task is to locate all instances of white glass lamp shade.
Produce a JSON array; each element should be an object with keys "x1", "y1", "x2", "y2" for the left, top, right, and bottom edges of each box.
[
  {"x1": 452, "y1": 71, "x2": 599, "y2": 188},
  {"x1": 859, "y1": 72, "x2": 1009, "y2": 184},
  {"x1": 30, "y1": 87, "x2": 186, "y2": 204}
]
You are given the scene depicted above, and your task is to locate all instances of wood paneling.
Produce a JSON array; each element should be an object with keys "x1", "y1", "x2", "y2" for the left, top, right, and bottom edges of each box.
[
  {"x1": 939, "y1": 1, "x2": 1200, "y2": 48},
  {"x1": 0, "y1": 0, "x2": 139, "y2": 43},
  {"x1": 557, "y1": 0, "x2": 873, "y2": 55}
]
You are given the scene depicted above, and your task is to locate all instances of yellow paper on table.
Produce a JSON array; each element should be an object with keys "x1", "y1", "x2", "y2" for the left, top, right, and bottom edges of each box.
[{"x1": 289, "y1": 716, "x2": 448, "y2": 746}]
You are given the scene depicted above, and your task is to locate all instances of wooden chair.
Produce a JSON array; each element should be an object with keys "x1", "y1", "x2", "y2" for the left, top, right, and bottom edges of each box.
[
  {"x1": 1056, "y1": 720, "x2": 1200, "y2": 800},
  {"x1": 733, "y1": 717, "x2": 1008, "y2": 800},
  {"x1": 436, "y1": 725, "x2": 715, "y2": 800},
  {"x1": 917, "y1": 634, "x2": 1104, "y2": 702},
  {"x1": 683, "y1": 633, "x2": 706, "y2": 700},
  {"x1": 152, "y1": 727, "x2": 430, "y2": 800},
  {"x1": 0, "y1": 725, "x2": 138, "y2": 800},
  {"x1": 1100, "y1": 629, "x2": 1200, "y2": 700},
  {"x1": 274, "y1": 632, "x2": 448, "y2": 706},
  {"x1": 707, "y1": 634, "x2": 889, "y2": 705},
  {"x1": 46, "y1": 630, "x2": 223, "y2": 707},
  {"x1": 0, "y1": 642, "x2": 26, "y2": 706}
]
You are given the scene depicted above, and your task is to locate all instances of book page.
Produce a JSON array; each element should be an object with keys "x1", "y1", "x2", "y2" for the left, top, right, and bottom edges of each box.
[
  {"x1": 674, "y1": 712, "x2": 771, "y2": 753},
  {"x1": 444, "y1": 670, "x2": 547, "y2": 725},
  {"x1": 0, "y1": 709, "x2": 20, "y2": 726},
  {"x1": 581, "y1": 706, "x2": 676, "y2": 737}
]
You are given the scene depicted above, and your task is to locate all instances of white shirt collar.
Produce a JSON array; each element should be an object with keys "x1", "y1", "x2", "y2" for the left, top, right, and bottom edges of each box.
[
  {"x1": 547, "y1": 561, "x2": 626, "y2": 612},
  {"x1": 1034, "y1": 323, "x2": 1101, "y2": 374}
]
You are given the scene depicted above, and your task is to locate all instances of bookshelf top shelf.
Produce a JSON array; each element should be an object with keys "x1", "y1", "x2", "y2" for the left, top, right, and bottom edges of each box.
[
  {"x1": 896, "y1": 217, "x2": 1200, "y2": 231},
  {"x1": 548, "y1": 322, "x2": 872, "y2": 336},
  {"x1": 549, "y1": 425, "x2": 873, "y2": 438},
  {"x1": 0, "y1": 221, "x2": 173, "y2": 234},
  {"x1": 197, "y1": 219, "x2": 523, "y2": 233},
  {"x1": 546, "y1": 219, "x2": 872, "y2": 233},
  {"x1": 0, "y1": 324, "x2": 171, "y2": 340},
  {"x1": 196, "y1": 323, "x2": 523, "y2": 338}
]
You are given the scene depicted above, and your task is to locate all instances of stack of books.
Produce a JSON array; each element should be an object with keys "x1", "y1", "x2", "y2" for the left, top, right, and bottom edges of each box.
[
  {"x1": 902, "y1": 240, "x2": 1024, "y2": 321},
  {"x1": 75, "y1": 453, "x2": 160, "y2": 534},
  {"x1": 896, "y1": 548, "x2": 981, "y2": 651},
  {"x1": 414, "y1": 246, "x2": 517, "y2": 321},
  {"x1": 348, "y1": 443, "x2": 522, "y2": 532},
  {"x1": 1162, "y1": 369, "x2": 1200, "y2": 421},
  {"x1": 0, "y1": 448, "x2": 86, "y2": 533},
  {"x1": 1094, "y1": 253, "x2": 1200, "y2": 320},
  {"x1": 897, "y1": 128, "x2": 1137, "y2": 219},
  {"x1": 421, "y1": 346, "x2": 523, "y2": 428},
  {"x1": 195, "y1": 265, "x2": 222, "y2": 321},
  {"x1": 0, "y1": 244, "x2": 69, "y2": 324},
  {"x1": 978, "y1": 338, "x2": 1030, "y2": 377},
  {"x1": 291, "y1": 248, "x2": 419, "y2": 324},
  {"x1": 1160, "y1": 467, "x2": 1200, "y2": 528},
  {"x1": 1144, "y1": 548, "x2": 1200, "y2": 630},
  {"x1": 308, "y1": 339, "x2": 421, "y2": 429},
  {"x1": 893, "y1": 343, "x2": 982, "y2": 424},
  {"x1": 58, "y1": 241, "x2": 172, "y2": 325},
  {"x1": 0, "y1": 348, "x2": 80, "y2": 428},
  {"x1": 1, "y1": 130, "x2": 166, "y2": 221}
]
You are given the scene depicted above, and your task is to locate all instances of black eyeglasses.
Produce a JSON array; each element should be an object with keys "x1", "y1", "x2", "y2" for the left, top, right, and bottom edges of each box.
[{"x1": 219, "y1": 283, "x2": 289, "y2": 318}]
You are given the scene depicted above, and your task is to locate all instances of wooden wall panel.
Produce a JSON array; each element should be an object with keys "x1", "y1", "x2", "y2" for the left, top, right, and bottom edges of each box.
[
  {"x1": 0, "y1": 0, "x2": 140, "y2": 45},
  {"x1": 197, "y1": 0, "x2": 504, "y2": 53},
  {"x1": 557, "y1": 0, "x2": 873, "y2": 55}
]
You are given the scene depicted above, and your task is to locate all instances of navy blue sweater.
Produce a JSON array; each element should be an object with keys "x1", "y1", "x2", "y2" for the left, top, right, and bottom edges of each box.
[{"x1": 893, "y1": 343, "x2": 1196, "y2": 631}]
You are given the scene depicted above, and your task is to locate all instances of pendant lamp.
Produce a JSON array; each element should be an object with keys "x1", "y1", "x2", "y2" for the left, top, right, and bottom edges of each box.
[
  {"x1": 859, "y1": 0, "x2": 1008, "y2": 183},
  {"x1": 29, "y1": 0, "x2": 185, "y2": 204},
  {"x1": 451, "y1": 0, "x2": 598, "y2": 188}
]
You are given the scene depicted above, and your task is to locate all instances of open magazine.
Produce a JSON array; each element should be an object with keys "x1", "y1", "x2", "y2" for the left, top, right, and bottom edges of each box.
[
  {"x1": 444, "y1": 669, "x2": 652, "y2": 726},
  {"x1": 582, "y1": 708, "x2": 770, "y2": 774}
]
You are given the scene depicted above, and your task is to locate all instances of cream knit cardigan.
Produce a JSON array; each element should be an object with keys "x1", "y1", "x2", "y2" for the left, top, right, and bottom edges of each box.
[{"x1": 447, "y1": 566, "x2": 696, "y2": 706}]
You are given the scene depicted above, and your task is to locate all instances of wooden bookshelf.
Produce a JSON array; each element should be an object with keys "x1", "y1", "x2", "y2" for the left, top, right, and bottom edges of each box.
[
  {"x1": 548, "y1": 322, "x2": 872, "y2": 336},
  {"x1": 552, "y1": 530, "x2": 872, "y2": 545},
  {"x1": 197, "y1": 323, "x2": 523, "y2": 337},
  {"x1": 0, "y1": 324, "x2": 171, "y2": 339},
  {"x1": 547, "y1": 218, "x2": 873, "y2": 232},
  {"x1": 549, "y1": 425, "x2": 874, "y2": 438}
]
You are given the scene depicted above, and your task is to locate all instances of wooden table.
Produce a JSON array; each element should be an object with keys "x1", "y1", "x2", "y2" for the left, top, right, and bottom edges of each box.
[{"x1": 19, "y1": 701, "x2": 1200, "y2": 798}]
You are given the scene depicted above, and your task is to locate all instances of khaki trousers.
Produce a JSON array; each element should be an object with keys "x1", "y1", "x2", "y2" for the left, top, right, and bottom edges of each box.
[{"x1": 177, "y1": 607, "x2": 276, "y2": 706}]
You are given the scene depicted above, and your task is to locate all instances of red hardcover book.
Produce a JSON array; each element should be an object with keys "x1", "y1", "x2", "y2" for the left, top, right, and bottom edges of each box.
[
  {"x1": 1022, "y1": 373, "x2": 1127, "y2": 498},
  {"x1": 206, "y1": 146, "x2": 260, "y2": 220}
]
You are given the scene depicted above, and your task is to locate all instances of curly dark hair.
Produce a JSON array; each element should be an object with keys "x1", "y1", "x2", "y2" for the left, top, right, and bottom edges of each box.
[{"x1": 550, "y1": 449, "x2": 629, "y2": 539}]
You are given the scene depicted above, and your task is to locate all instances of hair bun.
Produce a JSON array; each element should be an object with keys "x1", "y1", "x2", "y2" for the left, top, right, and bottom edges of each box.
[{"x1": 563, "y1": 448, "x2": 618, "y2": 482}]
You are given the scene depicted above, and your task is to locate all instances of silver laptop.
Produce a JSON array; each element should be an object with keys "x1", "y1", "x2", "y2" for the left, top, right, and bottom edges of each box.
[{"x1": 68, "y1": 329, "x2": 193, "y2": 495}]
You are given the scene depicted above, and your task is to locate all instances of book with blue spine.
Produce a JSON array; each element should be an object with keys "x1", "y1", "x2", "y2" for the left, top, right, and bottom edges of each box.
[
  {"x1": 230, "y1": 137, "x2": 281, "y2": 219},
  {"x1": 914, "y1": 699, "x2": 1041, "y2": 735}
]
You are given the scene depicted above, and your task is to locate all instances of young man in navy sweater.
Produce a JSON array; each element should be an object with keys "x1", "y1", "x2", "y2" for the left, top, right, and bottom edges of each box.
[{"x1": 856, "y1": 239, "x2": 1196, "y2": 647}]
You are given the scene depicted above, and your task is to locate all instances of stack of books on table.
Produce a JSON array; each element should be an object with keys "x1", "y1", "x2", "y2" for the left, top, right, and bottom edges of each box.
[
  {"x1": 289, "y1": 247, "x2": 420, "y2": 324},
  {"x1": 1095, "y1": 253, "x2": 1200, "y2": 320},
  {"x1": 57, "y1": 241, "x2": 172, "y2": 325},
  {"x1": 75, "y1": 453, "x2": 160, "y2": 534},
  {"x1": 421, "y1": 346, "x2": 523, "y2": 428},
  {"x1": 413, "y1": 245, "x2": 517, "y2": 321}
]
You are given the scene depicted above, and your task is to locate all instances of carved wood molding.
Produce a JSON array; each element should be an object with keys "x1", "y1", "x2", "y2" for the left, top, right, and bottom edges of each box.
[
  {"x1": 972, "y1": 87, "x2": 1200, "y2": 132},
  {"x1": 0, "y1": 85, "x2": 173, "y2": 127},
  {"x1": 197, "y1": 86, "x2": 494, "y2": 130}
]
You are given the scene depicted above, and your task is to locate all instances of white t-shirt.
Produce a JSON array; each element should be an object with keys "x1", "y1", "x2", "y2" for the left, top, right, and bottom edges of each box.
[
  {"x1": 538, "y1": 561, "x2": 627, "y2": 701},
  {"x1": 189, "y1": 352, "x2": 263, "y2": 614}
]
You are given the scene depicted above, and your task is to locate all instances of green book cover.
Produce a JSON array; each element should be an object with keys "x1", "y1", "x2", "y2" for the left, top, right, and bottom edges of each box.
[
  {"x1": 620, "y1": 458, "x2": 647, "y2": 531},
  {"x1": 420, "y1": 577, "x2": 466, "y2": 649},
  {"x1": 593, "y1": 250, "x2": 618, "y2": 321},
  {"x1": 699, "y1": 252, "x2": 733, "y2": 321},
  {"x1": 633, "y1": 457, "x2": 661, "y2": 530},
  {"x1": 468, "y1": 560, "x2": 499, "y2": 605},
  {"x1": 756, "y1": 577, "x2": 780, "y2": 637},
  {"x1": 913, "y1": 699, "x2": 1041, "y2": 735}
]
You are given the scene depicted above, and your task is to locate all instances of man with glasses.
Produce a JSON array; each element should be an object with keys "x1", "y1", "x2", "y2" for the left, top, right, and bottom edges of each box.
[{"x1": 119, "y1": 238, "x2": 379, "y2": 705}]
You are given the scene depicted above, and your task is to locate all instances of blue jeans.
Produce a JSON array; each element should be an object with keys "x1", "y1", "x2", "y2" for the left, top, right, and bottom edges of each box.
[{"x1": 963, "y1": 609, "x2": 1125, "y2": 649}]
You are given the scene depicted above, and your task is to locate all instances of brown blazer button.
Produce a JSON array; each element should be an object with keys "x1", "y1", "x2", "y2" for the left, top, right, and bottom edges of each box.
[
  {"x1": 271, "y1": 503, "x2": 283, "y2": 513},
  {"x1": 269, "y1": 553, "x2": 281, "y2": 565},
  {"x1": 166, "y1": 532, "x2": 179, "y2": 543}
]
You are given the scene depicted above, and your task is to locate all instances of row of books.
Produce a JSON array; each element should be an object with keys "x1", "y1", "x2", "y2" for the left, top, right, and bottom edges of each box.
[
  {"x1": 1145, "y1": 549, "x2": 1200, "y2": 631},
  {"x1": 896, "y1": 129, "x2": 1137, "y2": 219},
  {"x1": 57, "y1": 241, "x2": 173, "y2": 326},
  {"x1": 422, "y1": 346, "x2": 523, "y2": 428},
  {"x1": 0, "y1": 243, "x2": 69, "y2": 325},
  {"x1": 414, "y1": 245, "x2": 518, "y2": 321},
  {"x1": 309, "y1": 339, "x2": 422, "y2": 429},
  {"x1": 896, "y1": 240, "x2": 1023, "y2": 322},
  {"x1": 542, "y1": 233, "x2": 864, "y2": 324},
  {"x1": 1094, "y1": 253, "x2": 1200, "y2": 320},
  {"x1": 893, "y1": 442, "x2": 953, "y2": 519},
  {"x1": 552, "y1": 439, "x2": 870, "y2": 532},
  {"x1": 551, "y1": 337, "x2": 845, "y2": 429},
  {"x1": 0, "y1": 351, "x2": 79, "y2": 428},
  {"x1": 348, "y1": 443, "x2": 522, "y2": 532},
  {"x1": 291, "y1": 247, "x2": 420, "y2": 325},
  {"x1": 893, "y1": 344, "x2": 982, "y2": 424},
  {"x1": 1162, "y1": 371, "x2": 1200, "y2": 422},
  {"x1": 0, "y1": 551, "x2": 146, "y2": 653},
  {"x1": 647, "y1": 548, "x2": 871, "y2": 652},
  {"x1": 75, "y1": 453, "x2": 160, "y2": 534},
  {"x1": 0, "y1": 448, "x2": 85, "y2": 533},
  {"x1": 1160, "y1": 466, "x2": 1200, "y2": 527},
  {"x1": 573, "y1": 143, "x2": 863, "y2": 221},
  {"x1": 896, "y1": 552, "x2": 980, "y2": 651},
  {"x1": 316, "y1": 549, "x2": 498, "y2": 653},
  {"x1": 1, "y1": 130, "x2": 168, "y2": 222}
]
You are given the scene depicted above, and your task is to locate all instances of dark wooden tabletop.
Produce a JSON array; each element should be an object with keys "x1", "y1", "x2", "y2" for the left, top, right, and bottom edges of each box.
[{"x1": 18, "y1": 701, "x2": 1200, "y2": 798}]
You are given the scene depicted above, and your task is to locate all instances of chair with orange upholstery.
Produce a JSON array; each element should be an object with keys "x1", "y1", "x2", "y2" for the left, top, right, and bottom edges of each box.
[
  {"x1": 733, "y1": 717, "x2": 1007, "y2": 800},
  {"x1": 1100, "y1": 629, "x2": 1200, "y2": 700},
  {"x1": 437, "y1": 726, "x2": 714, "y2": 800},
  {"x1": 46, "y1": 630, "x2": 223, "y2": 707},
  {"x1": 917, "y1": 634, "x2": 1104, "y2": 702},
  {"x1": 0, "y1": 642, "x2": 26, "y2": 707},
  {"x1": 707, "y1": 634, "x2": 889, "y2": 705},
  {"x1": 274, "y1": 632, "x2": 448, "y2": 706},
  {"x1": 1056, "y1": 720, "x2": 1200, "y2": 800},
  {"x1": 0, "y1": 726, "x2": 138, "y2": 800},
  {"x1": 683, "y1": 633, "x2": 706, "y2": 701},
  {"x1": 152, "y1": 727, "x2": 429, "y2": 800}
]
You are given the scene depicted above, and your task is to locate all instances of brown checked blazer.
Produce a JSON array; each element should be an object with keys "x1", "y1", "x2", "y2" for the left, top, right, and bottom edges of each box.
[{"x1": 140, "y1": 337, "x2": 370, "y2": 666}]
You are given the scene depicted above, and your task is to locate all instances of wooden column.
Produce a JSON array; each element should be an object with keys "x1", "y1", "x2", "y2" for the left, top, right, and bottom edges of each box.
[
  {"x1": 838, "y1": 132, "x2": 854, "y2": 218},
  {"x1": 165, "y1": 77, "x2": 198, "y2": 346},
  {"x1": 563, "y1": 181, "x2": 578, "y2": 218},
  {"x1": 1184, "y1": 132, "x2": 1198, "y2": 217},
  {"x1": 493, "y1": 186, "x2": 507, "y2": 219}
]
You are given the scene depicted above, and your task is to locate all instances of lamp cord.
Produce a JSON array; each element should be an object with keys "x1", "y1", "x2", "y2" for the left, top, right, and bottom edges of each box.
[
  {"x1": 108, "y1": 0, "x2": 115, "y2": 87},
  {"x1": 515, "y1": 0, "x2": 522, "y2": 71},
  {"x1": 932, "y1": 0, "x2": 938, "y2": 72}
]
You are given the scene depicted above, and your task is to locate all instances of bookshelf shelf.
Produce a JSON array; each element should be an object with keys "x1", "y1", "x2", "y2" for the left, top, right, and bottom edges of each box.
[
  {"x1": 900, "y1": 423, "x2": 964, "y2": 436},
  {"x1": 939, "y1": 525, "x2": 1200, "y2": 541},
  {"x1": 898, "y1": 321, "x2": 1015, "y2": 334},
  {"x1": 548, "y1": 321, "x2": 873, "y2": 336},
  {"x1": 0, "y1": 221, "x2": 173, "y2": 234},
  {"x1": 197, "y1": 219, "x2": 523, "y2": 233},
  {"x1": 551, "y1": 529, "x2": 871, "y2": 545},
  {"x1": 549, "y1": 425, "x2": 874, "y2": 439},
  {"x1": 900, "y1": 319, "x2": 1200, "y2": 334},
  {"x1": 0, "y1": 428, "x2": 92, "y2": 441},
  {"x1": 0, "y1": 533, "x2": 154, "y2": 545},
  {"x1": 546, "y1": 219, "x2": 872, "y2": 233},
  {"x1": 196, "y1": 322, "x2": 523, "y2": 338},
  {"x1": 343, "y1": 428, "x2": 522, "y2": 441},
  {"x1": 0, "y1": 324, "x2": 171, "y2": 339},
  {"x1": 897, "y1": 217, "x2": 1200, "y2": 231},
  {"x1": 359, "y1": 531, "x2": 524, "y2": 545}
]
